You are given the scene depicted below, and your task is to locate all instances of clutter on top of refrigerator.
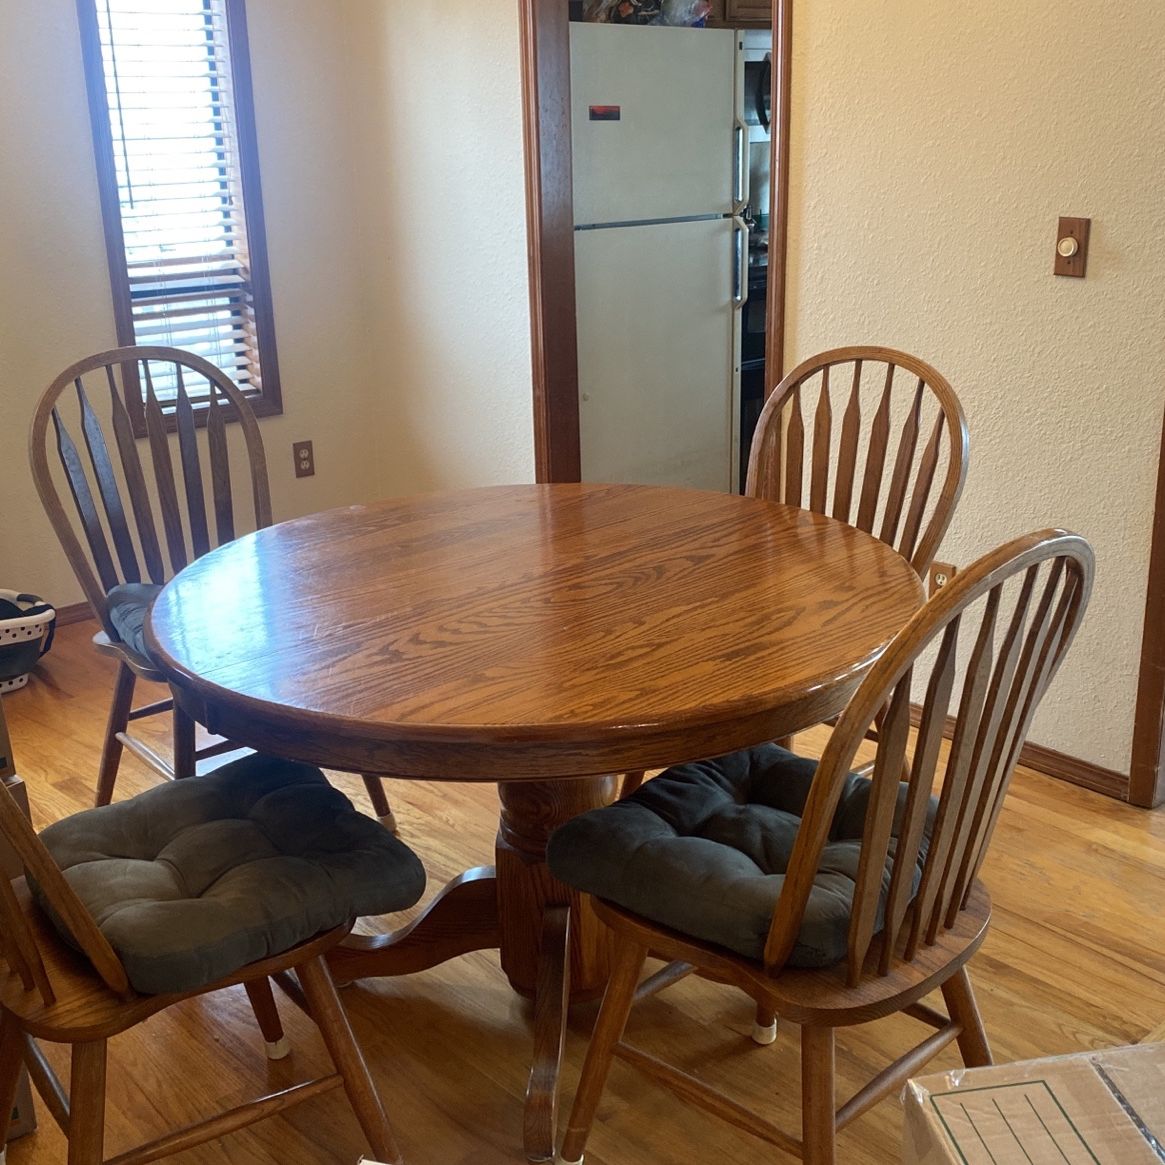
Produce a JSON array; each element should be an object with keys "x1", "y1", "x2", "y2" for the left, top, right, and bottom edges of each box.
[{"x1": 583, "y1": 0, "x2": 713, "y2": 27}]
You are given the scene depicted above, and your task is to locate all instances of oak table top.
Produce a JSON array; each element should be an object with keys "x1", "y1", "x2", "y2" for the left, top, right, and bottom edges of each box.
[
  {"x1": 147, "y1": 482, "x2": 923, "y2": 781},
  {"x1": 146, "y1": 482, "x2": 924, "y2": 1164}
]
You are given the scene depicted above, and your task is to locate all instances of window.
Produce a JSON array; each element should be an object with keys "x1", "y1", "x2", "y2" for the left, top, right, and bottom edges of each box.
[{"x1": 77, "y1": 0, "x2": 281, "y2": 419}]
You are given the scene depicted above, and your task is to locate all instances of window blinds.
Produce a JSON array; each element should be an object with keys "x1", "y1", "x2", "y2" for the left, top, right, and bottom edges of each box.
[{"x1": 91, "y1": 0, "x2": 263, "y2": 399}]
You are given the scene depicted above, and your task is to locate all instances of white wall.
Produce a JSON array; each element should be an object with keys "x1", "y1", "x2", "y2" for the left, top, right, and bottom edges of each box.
[
  {"x1": 346, "y1": 1, "x2": 535, "y2": 496},
  {"x1": 785, "y1": 0, "x2": 1165, "y2": 770},
  {"x1": 0, "y1": 1, "x2": 124, "y2": 606},
  {"x1": 0, "y1": 0, "x2": 384, "y2": 606}
]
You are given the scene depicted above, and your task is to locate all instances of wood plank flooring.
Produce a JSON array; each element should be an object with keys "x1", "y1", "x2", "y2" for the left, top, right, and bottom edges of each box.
[{"x1": 4, "y1": 620, "x2": 1164, "y2": 1164}]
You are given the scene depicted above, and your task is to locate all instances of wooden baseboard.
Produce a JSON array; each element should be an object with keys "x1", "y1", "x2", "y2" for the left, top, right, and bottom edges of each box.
[
  {"x1": 907, "y1": 705, "x2": 1129, "y2": 802},
  {"x1": 52, "y1": 601, "x2": 94, "y2": 627},
  {"x1": 1017, "y1": 739, "x2": 1129, "y2": 799}
]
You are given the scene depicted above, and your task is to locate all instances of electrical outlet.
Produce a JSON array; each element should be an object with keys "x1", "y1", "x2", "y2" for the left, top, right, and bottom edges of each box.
[
  {"x1": 929, "y1": 561, "x2": 957, "y2": 597},
  {"x1": 292, "y1": 440, "x2": 315, "y2": 478}
]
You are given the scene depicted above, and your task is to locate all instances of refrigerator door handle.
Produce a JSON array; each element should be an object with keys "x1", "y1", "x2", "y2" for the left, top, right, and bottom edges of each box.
[
  {"x1": 733, "y1": 216, "x2": 750, "y2": 309},
  {"x1": 734, "y1": 117, "x2": 749, "y2": 211}
]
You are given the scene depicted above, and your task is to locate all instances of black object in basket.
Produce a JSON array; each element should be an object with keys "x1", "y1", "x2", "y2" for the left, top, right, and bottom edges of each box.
[{"x1": 0, "y1": 592, "x2": 56, "y2": 693}]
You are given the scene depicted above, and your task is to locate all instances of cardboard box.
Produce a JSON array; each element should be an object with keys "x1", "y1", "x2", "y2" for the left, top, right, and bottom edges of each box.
[{"x1": 904, "y1": 1043, "x2": 1165, "y2": 1164}]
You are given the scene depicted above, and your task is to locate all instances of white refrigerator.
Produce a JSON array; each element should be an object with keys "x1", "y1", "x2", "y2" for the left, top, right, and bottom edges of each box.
[{"x1": 571, "y1": 23, "x2": 747, "y2": 492}]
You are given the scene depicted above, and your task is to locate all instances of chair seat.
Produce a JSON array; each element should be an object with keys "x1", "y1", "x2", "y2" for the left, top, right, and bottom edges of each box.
[
  {"x1": 0, "y1": 876, "x2": 349, "y2": 1041},
  {"x1": 591, "y1": 882, "x2": 992, "y2": 1027},
  {"x1": 34, "y1": 754, "x2": 426, "y2": 994},
  {"x1": 548, "y1": 745, "x2": 935, "y2": 969},
  {"x1": 106, "y1": 581, "x2": 163, "y2": 665}
]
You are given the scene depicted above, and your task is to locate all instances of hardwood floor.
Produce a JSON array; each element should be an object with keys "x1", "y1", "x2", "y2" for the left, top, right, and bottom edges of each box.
[{"x1": 4, "y1": 620, "x2": 1164, "y2": 1164}]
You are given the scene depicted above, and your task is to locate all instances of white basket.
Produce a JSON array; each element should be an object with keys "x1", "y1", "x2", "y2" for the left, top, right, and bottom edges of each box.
[{"x1": 0, "y1": 591, "x2": 57, "y2": 693}]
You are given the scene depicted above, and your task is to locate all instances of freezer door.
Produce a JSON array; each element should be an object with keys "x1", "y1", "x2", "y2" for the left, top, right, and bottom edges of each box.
[
  {"x1": 576, "y1": 218, "x2": 740, "y2": 492},
  {"x1": 570, "y1": 24, "x2": 738, "y2": 224}
]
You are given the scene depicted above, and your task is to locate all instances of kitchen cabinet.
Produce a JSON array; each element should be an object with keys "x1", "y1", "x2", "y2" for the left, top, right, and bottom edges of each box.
[{"x1": 720, "y1": 0, "x2": 771, "y2": 26}]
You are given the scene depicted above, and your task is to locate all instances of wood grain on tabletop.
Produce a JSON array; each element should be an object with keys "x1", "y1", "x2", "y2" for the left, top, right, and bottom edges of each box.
[
  {"x1": 147, "y1": 483, "x2": 924, "y2": 779},
  {"x1": 3, "y1": 622, "x2": 1164, "y2": 1165}
]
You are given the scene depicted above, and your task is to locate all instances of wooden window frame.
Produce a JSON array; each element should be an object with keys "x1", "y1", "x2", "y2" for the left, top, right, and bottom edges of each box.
[{"x1": 76, "y1": 0, "x2": 282, "y2": 433}]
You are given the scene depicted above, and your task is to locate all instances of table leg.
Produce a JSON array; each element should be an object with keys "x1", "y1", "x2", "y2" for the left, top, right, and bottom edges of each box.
[
  {"x1": 328, "y1": 775, "x2": 617, "y2": 1163},
  {"x1": 496, "y1": 777, "x2": 618, "y2": 1001},
  {"x1": 497, "y1": 777, "x2": 617, "y2": 1163},
  {"x1": 327, "y1": 866, "x2": 501, "y2": 985},
  {"x1": 525, "y1": 906, "x2": 571, "y2": 1163}
]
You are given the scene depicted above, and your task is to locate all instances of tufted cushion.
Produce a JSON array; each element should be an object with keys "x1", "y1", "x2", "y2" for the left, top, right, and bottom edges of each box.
[
  {"x1": 36, "y1": 754, "x2": 426, "y2": 994},
  {"x1": 106, "y1": 582, "x2": 163, "y2": 664},
  {"x1": 547, "y1": 745, "x2": 936, "y2": 969}
]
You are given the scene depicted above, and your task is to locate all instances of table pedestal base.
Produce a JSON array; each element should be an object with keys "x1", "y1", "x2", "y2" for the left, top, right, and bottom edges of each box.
[
  {"x1": 326, "y1": 775, "x2": 619, "y2": 1162},
  {"x1": 327, "y1": 867, "x2": 502, "y2": 983}
]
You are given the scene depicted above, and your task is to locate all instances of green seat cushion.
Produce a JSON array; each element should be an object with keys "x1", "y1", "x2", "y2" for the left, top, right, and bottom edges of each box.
[
  {"x1": 36, "y1": 754, "x2": 426, "y2": 994},
  {"x1": 106, "y1": 582, "x2": 163, "y2": 664},
  {"x1": 547, "y1": 745, "x2": 935, "y2": 969}
]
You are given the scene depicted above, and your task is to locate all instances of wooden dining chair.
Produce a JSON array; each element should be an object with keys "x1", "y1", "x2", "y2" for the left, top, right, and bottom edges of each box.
[
  {"x1": 550, "y1": 528, "x2": 1094, "y2": 1165},
  {"x1": 28, "y1": 346, "x2": 396, "y2": 824},
  {"x1": 747, "y1": 346, "x2": 969, "y2": 576},
  {"x1": 0, "y1": 749, "x2": 427, "y2": 1165},
  {"x1": 620, "y1": 347, "x2": 970, "y2": 802}
]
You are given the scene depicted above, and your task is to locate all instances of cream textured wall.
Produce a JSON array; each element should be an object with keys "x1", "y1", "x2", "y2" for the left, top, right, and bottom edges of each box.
[
  {"x1": 0, "y1": 1, "x2": 382, "y2": 606},
  {"x1": 345, "y1": 1, "x2": 536, "y2": 495},
  {"x1": 785, "y1": 0, "x2": 1165, "y2": 771},
  {"x1": 0, "y1": 1, "x2": 121, "y2": 607},
  {"x1": 0, "y1": 2, "x2": 534, "y2": 610}
]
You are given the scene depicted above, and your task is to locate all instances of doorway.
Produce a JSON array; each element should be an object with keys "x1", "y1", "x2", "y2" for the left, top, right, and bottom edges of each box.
[{"x1": 517, "y1": 0, "x2": 792, "y2": 485}]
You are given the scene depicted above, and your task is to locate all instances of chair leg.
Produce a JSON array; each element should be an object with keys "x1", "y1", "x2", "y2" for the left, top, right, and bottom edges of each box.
[
  {"x1": 68, "y1": 1040, "x2": 108, "y2": 1165},
  {"x1": 0, "y1": 1013, "x2": 25, "y2": 1157},
  {"x1": 96, "y1": 663, "x2": 136, "y2": 806},
  {"x1": 774, "y1": 735, "x2": 795, "y2": 751},
  {"x1": 801, "y1": 1025, "x2": 836, "y2": 1165},
  {"x1": 296, "y1": 955, "x2": 403, "y2": 1165},
  {"x1": 244, "y1": 977, "x2": 291, "y2": 1060},
  {"x1": 942, "y1": 966, "x2": 993, "y2": 1067},
  {"x1": 173, "y1": 705, "x2": 197, "y2": 780},
  {"x1": 620, "y1": 771, "x2": 646, "y2": 798},
  {"x1": 559, "y1": 937, "x2": 649, "y2": 1165},
  {"x1": 360, "y1": 776, "x2": 398, "y2": 833},
  {"x1": 752, "y1": 1002, "x2": 779, "y2": 1046}
]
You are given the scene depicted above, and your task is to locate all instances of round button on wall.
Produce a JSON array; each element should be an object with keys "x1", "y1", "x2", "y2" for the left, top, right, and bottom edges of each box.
[{"x1": 1057, "y1": 236, "x2": 1080, "y2": 258}]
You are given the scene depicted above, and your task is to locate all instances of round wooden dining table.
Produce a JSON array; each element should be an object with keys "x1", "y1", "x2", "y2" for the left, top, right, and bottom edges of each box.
[{"x1": 146, "y1": 482, "x2": 924, "y2": 1162}]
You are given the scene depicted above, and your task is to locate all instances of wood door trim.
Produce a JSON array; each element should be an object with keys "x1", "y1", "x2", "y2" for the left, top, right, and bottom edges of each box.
[
  {"x1": 1129, "y1": 402, "x2": 1165, "y2": 807},
  {"x1": 520, "y1": 0, "x2": 581, "y2": 484},
  {"x1": 766, "y1": 0, "x2": 792, "y2": 388},
  {"x1": 519, "y1": 0, "x2": 793, "y2": 481}
]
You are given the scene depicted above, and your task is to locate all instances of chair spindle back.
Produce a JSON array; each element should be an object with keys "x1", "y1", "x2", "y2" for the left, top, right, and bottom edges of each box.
[
  {"x1": 747, "y1": 347, "x2": 969, "y2": 574},
  {"x1": 763, "y1": 530, "x2": 1093, "y2": 985},
  {"x1": 0, "y1": 781, "x2": 132, "y2": 1001},
  {"x1": 29, "y1": 346, "x2": 272, "y2": 641}
]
